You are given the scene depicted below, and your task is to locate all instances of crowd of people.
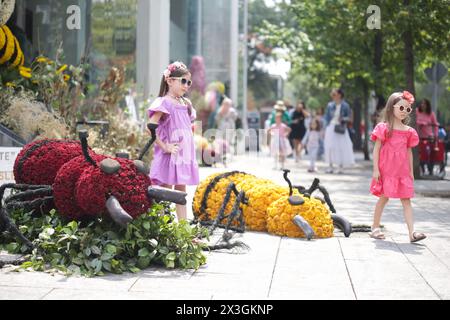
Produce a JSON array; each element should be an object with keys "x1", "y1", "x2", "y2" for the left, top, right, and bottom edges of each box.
[{"x1": 265, "y1": 88, "x2": 355, "y2": 173}]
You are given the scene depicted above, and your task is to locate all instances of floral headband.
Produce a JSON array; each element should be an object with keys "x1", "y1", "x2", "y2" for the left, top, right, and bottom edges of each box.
[
  {"x1": 163, "y1": 61, "x2": 187, "y2": 80},
  {"x1": 400, "y1": 90, "x2": 415, "y2": 105}
]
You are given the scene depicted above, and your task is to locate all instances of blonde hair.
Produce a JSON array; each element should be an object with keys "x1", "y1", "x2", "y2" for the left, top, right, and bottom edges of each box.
[{"x1": 382, "y1": 92, "x2": 411, "y2": 137}]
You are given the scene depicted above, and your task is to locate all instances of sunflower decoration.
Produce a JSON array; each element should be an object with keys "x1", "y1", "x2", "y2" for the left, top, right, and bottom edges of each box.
[{"x1": 193, "y1": 169, "x2": 352, "y2": 240}]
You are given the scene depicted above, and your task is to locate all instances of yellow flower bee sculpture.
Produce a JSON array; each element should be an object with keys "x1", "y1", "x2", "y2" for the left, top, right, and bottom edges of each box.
[{"x1": 193, "y1": 169, "x2": 352, "y2": 240}]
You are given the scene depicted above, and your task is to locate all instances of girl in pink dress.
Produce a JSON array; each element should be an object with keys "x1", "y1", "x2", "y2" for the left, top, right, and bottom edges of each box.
[
  {"x1": 369, "y1": 91, "x2": 426, "y2": 243},
  {"x1": 147, "y1": 61, "x2": 199, "y2": 221},
  {"x1": 268, "y1": 112, "x2": 292, "y2": 170}
]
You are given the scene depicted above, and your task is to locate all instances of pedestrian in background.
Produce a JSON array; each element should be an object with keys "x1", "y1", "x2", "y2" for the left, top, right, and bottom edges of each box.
[
  {"x1": 289, "y1": 101, "x2": 310, "y2": 163},
  {"x1": 323, "y1": 88, "x2": 355, "y2": 173},
  {"x1": 268, "y1": 112, "x2": 292, "y2": 170},
  {"x1": 302, "y1": 118, "x2": 321, "y2": 172}
]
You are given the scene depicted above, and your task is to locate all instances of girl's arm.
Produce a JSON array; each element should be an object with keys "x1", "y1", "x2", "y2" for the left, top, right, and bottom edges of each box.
[
  {"x1": 301, "y1": 131, "x2": 309, "y2": 145},
  {"x1": 372, "y1": 139, "x2": 382, "y2": 180},
  {"x1": 148, "y1": 111, "x2": 178, "y2": 154},
  {"x1": 408, "y1": 147, "x2": 414, "y2": 179},
  {"x1": 432, "y1": 112, "x2": 439, "y2": 137},
  {"x1": 284, "y1": 125, "x2": 292, "y2": 136}
]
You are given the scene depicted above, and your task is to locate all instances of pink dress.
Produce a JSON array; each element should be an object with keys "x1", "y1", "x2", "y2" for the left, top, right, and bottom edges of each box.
[
  {"x1": 147, "y1": 97, "x2": 199, "y2": 186},
  {"x1": 270, "y1": 123, "x2": 292, "y2": 156},
  {"x1": 416, "y1": 110, "x2": 439, "y2": 138},
  {"x1": 370, "y1": 122, "x2": 419, "y2": 198}
]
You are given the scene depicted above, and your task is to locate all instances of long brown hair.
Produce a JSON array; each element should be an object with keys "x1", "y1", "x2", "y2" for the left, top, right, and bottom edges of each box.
[
  {"x1": 158, "y1": 63, "x2": 191, "y2": 97},
  {"x1": 418, "y1": 98, "x2": 432, "y2": 114},
  {"x1": 382, "y1": 92, "x2": 411, "y2": 137}
]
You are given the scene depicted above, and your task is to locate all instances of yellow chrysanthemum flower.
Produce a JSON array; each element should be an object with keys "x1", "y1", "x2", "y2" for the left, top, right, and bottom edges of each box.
[
  {"x1": 36, "y1": 56, "x2": 51, "y2": 64},
  {"x1": 194, "y1": 171, "x2": 336, "y2": 239},
  {"x1": 57, "y1": 64, "x2": 68, "y2": 74},
  {"x1": 267, "y1": 196, "x2": 334, "y2": 238},
  {"x1": 19, "y1": 66, "x2": 32, "y2": 78}
]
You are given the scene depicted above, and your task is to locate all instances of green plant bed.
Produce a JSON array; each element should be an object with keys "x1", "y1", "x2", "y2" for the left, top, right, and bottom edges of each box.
[{"x1": 0, "y1": 204, "x2": 208, "y2": 277}]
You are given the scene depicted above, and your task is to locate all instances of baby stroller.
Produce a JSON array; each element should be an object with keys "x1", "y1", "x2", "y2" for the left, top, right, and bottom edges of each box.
[{"x1": 417, "y1": 124, "x2": 447, "y2": 179}]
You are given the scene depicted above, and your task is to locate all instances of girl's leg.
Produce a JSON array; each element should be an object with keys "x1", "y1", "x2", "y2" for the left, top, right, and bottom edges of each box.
[
  {"x1": 280, "y1": 155, "x2": 286, "y2": 169},
  {"x1": 400, "y1": 198, "x2": 415, "y2": 238},
  {"x1": 174, "y1": 185, "x2": 187, "y2": 220},
  {"x1": 372, "y1": 196, "x2": 389, "y2": 229},
  {"x1": 310, "y1": 147, "x2": 318, "y2": 171},
  {"x1": 273, "y1": 155, "x2": 278, "y2": 169},
  {"x1": 293, "y1": 139, "x2": 300, "y2": 162},
  {"x1": 297, "y1": 142, "x2": 303, "y2": 160}
]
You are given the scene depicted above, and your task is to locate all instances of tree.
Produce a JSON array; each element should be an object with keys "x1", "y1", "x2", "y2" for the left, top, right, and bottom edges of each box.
[
  {"x1": 247, "y1": 0, "x2": 295, "y2": 105},
  {"x1": 259, "y1": 0, "x2": 449, "y2": 172}
]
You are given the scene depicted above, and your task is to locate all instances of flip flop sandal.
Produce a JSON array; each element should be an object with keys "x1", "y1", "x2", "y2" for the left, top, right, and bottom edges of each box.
[
  {"x1": 410, "y1": 232, "x2": 426, "y2": 243},
  {"x1": 369, "y1": 228, "x2": 385, "y2": 240}
]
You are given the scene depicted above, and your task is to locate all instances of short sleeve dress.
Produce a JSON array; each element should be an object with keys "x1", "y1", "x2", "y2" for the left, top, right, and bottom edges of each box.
[
  {"x1": 370, "y1": 122, "x2": 419, "y2": 198},
  {"x1": 270, "y1": 123, "x2": 292, "y2": 157},
  {"x1": 147, "y1": 96, "x2": 199, "y2": 186}
]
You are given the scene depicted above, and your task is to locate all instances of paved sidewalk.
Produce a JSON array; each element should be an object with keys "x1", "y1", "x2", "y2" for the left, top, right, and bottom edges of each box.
[{"x1": 1, "y1": 151, "x2": 450, "y2": 300}]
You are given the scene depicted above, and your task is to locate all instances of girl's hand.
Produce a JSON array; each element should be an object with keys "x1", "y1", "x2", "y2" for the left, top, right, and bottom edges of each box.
[
  {"x1": 373, "y1": 170, "x2": 380, "y2": 181},
  {"x1": 164, "y1": 143, "x2": 180, "y2": 155}
]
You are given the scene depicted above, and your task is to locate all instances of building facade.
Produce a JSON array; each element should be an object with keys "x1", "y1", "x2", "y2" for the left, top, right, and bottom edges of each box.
[{"x1": 6, "y1": 0, "x2": 242, "y2": 120}]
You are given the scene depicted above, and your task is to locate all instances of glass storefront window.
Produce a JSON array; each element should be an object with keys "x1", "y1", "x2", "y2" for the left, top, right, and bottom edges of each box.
[{"x1": 8, "y1": 0, "x2": 137, "y2": 87}]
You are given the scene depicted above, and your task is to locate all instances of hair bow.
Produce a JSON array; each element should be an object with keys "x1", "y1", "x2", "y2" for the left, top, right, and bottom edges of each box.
[
  {"x1": 163, "y1": 61, "x2": 187, "y2": 80},
  {"x1": 402, "y1": 90, "x2": 415, "y2": 105}
]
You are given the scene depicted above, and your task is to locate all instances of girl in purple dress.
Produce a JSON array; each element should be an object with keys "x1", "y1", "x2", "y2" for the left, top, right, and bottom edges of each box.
[{"x1": 147, "y1": 61, "x2": 199, "y2": 221}]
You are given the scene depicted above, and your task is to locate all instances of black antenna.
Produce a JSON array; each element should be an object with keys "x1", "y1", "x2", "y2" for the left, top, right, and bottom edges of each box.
[
  {"x1": 138, "y1": 123, "x2": 158, "y2": 160},
  {"x1": 78, "y1": 130, "x2": 97, "y2": 167},
  {"x1": 283, "y1": 169, "x2": 293, "y2": 196},
  {"x1": 283, "y1": 169, "x2": 304, "y2": 206}
]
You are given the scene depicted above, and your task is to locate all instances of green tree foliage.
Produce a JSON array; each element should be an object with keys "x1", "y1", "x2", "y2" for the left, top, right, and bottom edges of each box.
[
  {"x1": 247, "y1": 0, "x2": 295, "y2": 104},
  {"x1": 259, "y1": 0, "x2": 449, "y2": 164}
]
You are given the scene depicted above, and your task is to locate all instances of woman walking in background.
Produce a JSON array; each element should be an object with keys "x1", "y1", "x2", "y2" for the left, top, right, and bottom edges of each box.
[
  {"x1": 323, "y1": 88, "x2": 355, "y2": 173},
  {"x1": 289, "y1": 101, "x2": 310, "y2": 163}
]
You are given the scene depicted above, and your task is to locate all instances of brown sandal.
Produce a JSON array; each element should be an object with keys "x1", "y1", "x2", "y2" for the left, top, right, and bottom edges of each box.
[{"x1": 410, "y1": 232, "x2": 426, "y2": 243}]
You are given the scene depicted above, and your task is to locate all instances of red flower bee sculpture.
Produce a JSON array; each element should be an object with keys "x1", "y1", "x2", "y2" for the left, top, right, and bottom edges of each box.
[{"x1": 0, "y1": 125, "x2": 187, "y2": 249}]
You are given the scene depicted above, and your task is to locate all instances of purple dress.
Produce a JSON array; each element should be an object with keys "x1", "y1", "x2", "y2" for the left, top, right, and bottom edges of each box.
[{"x1": 148, "y1": 96, "x2": 199, "y2": 186}]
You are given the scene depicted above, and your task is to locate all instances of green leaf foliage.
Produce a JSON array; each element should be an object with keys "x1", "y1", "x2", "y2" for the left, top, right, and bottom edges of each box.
[{"x1": 0, "y1": 203, "x2": 209, "y2": 277}]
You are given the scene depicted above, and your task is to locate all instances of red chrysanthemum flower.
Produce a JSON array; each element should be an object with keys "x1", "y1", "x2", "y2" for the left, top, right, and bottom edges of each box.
[{"x1": 13, "y1": 140, "x2": 86, "y2": 185}]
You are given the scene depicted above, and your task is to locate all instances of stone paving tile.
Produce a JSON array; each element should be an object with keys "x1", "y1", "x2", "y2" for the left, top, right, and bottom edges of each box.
[
  {"x1": 268, "y1": 237, "x2": 355, "y2": 300},
  {"x1": 0, "y1": 286, "x2": 53, "y2": 300},
  {"x1": 0, "y1": 269, "x2": 138, "y2": 291},
  {"x1": 43, "y1": 288, "x2": 212, "y2": 300},
  {"x1": 392, "y1": 237, "x2": 450, "y2": 299},
  {"x1": 130, "y1": 273, "x2": 270, "y2": 298},
  {"x1": 340, "y1": 239, "x2": 440, "y2": 300}
]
